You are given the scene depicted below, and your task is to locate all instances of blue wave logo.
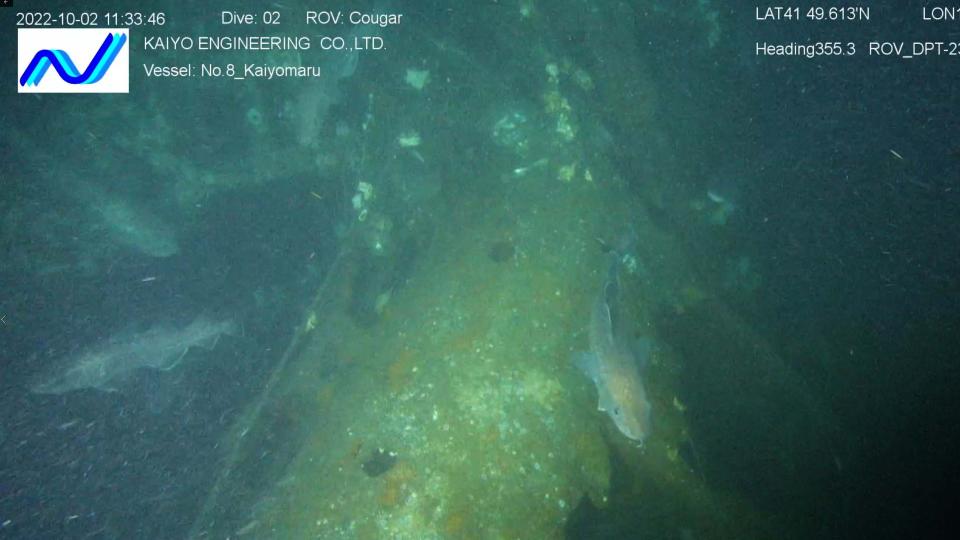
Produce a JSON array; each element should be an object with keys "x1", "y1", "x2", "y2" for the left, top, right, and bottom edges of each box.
[{"x1": 19, "y1": 32, "x2": 127, "y2": 87}]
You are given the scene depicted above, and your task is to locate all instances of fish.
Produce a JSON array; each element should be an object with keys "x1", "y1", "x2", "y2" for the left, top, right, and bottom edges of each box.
[
  {"x1": 574, "y1": 253, "x2": 653, "y2": 443},
  {"x1": 31, "y1": 315, "x2": 237, "y2": 394}
]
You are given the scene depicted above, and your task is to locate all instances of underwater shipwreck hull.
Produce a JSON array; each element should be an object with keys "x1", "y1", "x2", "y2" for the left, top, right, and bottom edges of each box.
[
  {"x1": 188, "y1": 201, "x2": 614, "y2": 538},
  {"x1": 187, "y1": 164, "x2": 789, "y2": 539},
  {"x1": 186, "y1": 10, "x2": 808, "y2": 535}
]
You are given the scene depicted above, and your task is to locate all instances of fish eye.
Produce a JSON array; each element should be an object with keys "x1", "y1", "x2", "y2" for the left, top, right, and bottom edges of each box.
[{"x1": 614, "y1": 407, "x2": 621, "y2": 416}]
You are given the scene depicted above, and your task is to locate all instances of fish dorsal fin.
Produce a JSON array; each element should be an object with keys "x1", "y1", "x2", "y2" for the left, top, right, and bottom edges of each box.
[
  {"x1": 602, "y1": 283, "x2": 624, "y2": 335},
  {"x1": 601, "y1": 256, "x2": 622, "y2": 327},
  {"x1": 599, "y1": 300, "x2": 613, "y2": 333}
]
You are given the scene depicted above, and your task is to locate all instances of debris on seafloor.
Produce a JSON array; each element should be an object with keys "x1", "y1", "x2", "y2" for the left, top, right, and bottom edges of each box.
[{"x1": 361, "y1": 447, "x2": 398, "y2": 477}]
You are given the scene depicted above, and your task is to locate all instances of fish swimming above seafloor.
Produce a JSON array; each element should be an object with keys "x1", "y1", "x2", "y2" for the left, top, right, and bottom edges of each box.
[
  {"x1": 31, "y1": 315, "x2": 237, "y2": 394},
  {"x1": 574, "y1": 253, "x2": 653, "y2": 443}
]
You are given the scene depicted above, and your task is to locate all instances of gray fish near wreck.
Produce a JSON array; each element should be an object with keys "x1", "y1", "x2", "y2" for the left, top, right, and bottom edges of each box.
[
  {"x1": 31, "y1": 316, "x2": 237, "y2": 394},
  {"x1": 574, "y1": 254, "x2": 653, "y2": 443}
]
